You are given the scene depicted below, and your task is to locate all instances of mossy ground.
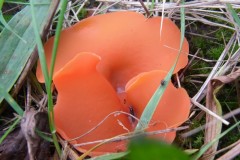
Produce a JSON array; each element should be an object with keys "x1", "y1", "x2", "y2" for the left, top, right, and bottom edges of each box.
[{"x1": 181, "y1": 21, "x2": 240, "y2": 158}]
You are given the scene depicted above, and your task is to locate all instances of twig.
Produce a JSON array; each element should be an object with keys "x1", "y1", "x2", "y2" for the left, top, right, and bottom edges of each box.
[
  {"x1": 95, "y1": 0, "x2": 123, "y2": 15},
  {"x1": 182, "y1": 108, "x2": 240, "y2": 137},
  {"x1": 179, "y1": 49, "x2": 200, "y2": 80},
  {"x1": 67, "y1": 111, "x2": 141, "y2": 142},
  {"x1": 74, "y1": 126, "x2": 189, "y2": 147},
  {"x1": 192, "y1": 33, "x2": 236, "y2": 103},
  {"x1": 217, "y1": 140, "x2": 240, "y2": 160},
  {"x1": 190, "y1": 99, "x2": 229, "y2": 125},
  {"x1": 138, "y1": 0, "x2": 150, "y2": 16},
  {"x1": 91, "y1": 2, "x2": 103, "y2": 16}
]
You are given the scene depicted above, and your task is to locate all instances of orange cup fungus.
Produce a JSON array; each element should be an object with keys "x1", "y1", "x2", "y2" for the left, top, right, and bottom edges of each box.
[{"x1": 36, "y1": 12, "x2": 190, "y2": 156}]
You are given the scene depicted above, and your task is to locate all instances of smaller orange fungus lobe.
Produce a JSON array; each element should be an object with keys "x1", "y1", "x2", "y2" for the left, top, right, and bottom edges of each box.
[
  {"x1": 36, "y1": 11, "x2": 191, "y2": 156},
  {"x1": 126, "y1": 70, "x2": 190, "y2": 142}
]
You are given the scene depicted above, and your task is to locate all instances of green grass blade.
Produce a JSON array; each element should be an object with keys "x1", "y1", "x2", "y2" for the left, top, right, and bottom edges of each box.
[
  {"x1": 134, "y1": 75, "x2": 170, "y2": 131},
  {"x1": 46, "y1": 0, "x2": 67, "y2": 151},
  {"x1": 135, "y1": 0, "x2": 185, "y2": 131},
  {"x1": 226, "y1": 3, "x2": 240, "y2": 27},
  {"x1": 29, "y1": 0, "x2": 61, "y2": 155},
  {"x1": 0, "y1": 117, "x2": 21, "y2": 144},
  {"x1": 35, "y1": 128, "x2": 53, "y2": 142},
  {"x1": 0, "y1": 0, "x2": 3, "y2": 10},
  {"x1": 0, "y1": 11, "x2": 26, "y2": 42},
  {"x1": 150, "y1": 0, "x2": 154, "y2": 10},
  {"x1": 126, "y1": 138, "x2": 190, "y2": 160},
  {"x1": 49, "y1": 0, "x2": 67, "y2": 81},
  {"x1": 0, "y1": 86, "x2": 23, "y2": 116},
  {"x1": 29, "y1": 0, "x2": 49, "y2": 82},
  {"x1": 192, "y1": 120, "x2": 240, "y2": 160},
  {"x1": 47, "y1": 0, "x2": 68, "y2": 155},
  {"x1": 4, "y1": 0, "x2": 50, "y2": 5},
  {"x1": 4, "y1": 1, "x2": 49, "y2": 5},
  {"x1": 0, "y1": 0, "x2": 54, "y2": 104}
]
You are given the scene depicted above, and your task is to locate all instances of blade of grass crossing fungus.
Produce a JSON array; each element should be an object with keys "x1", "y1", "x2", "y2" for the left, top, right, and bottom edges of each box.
[
  {"x1": 0, "y1": 118, "x2": 21, "y2": 144},
  {"x1": 134, "y1": 0, "x2": 186, "y2": 131},
  {"x1": 226, "y1": 3, "x2": 240, "y2": 27},
  {"x1": 47, "y1": 0, "x2": 68, "y2": 130},
  {"x1": 46, "y1": 0, "x2": 68, "y2": 155},
  {"x1": 49, "y1": 0, "x2": 68, "y2": 81},
  {"x1": 29, "y1": 0, "x2": 62, "y2": 156}
]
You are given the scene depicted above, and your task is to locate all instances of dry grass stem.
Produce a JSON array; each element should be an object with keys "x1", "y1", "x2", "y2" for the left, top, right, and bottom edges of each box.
[
  {"x1": 217, "y1": 141, "x2": 240, "y2": 160},
  {"x1": 73, "y1": 126, "x2": 189, "y2": 147},
  {"x1": 67, "y1": 111, "x2": 141, "y2": 142},
  {"x1": 182, "y1": 108, "x2": 240, "y2": 137},
  {"x1": 190, "y1": 99, "x2": 229, "y2": 125}
]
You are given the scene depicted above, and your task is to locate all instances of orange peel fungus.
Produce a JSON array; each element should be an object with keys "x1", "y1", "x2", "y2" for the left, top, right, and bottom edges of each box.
[{"x1": 36, "y1": 11, "x2": 190, "y2": 156}]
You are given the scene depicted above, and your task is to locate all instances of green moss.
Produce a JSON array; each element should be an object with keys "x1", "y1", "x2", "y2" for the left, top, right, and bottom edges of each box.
[
  {"x1": 206, "y1": 46, "x2": 224, "y2": 59},
  {"x1": 219, "y1": 128, "x2": 240, "y2": 148},
  {"x1": 77, "y1": 8, "x2": 88, "y2": 20},
  {"x1": 191, "y1": 37, "x2": 206, "y2": 50},
  {"x1": 215, "y1": 28, "x2": 233, "y2": 42},
  {"x1": 3, "y1": 14, "x2": 13, "y2": 22},
  {"x1": 183, "y1": 23, "x2": 234, "y2": 98},
  {"x1": 191, "y1": 61, "x2": 210, "y2": 74},
  {"x1": 216, "y1": 83, "x2": 239, "y2": 111},
  {"x1": 192, "y1": 135, "x2": 204, "y2": 149},
  {"x1": 186, "y1": 119, "x2": 206, "y2": 149}
]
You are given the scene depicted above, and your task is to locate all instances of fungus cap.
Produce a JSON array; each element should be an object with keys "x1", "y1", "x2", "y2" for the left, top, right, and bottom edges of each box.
[
  {"x1": 36, "y1": 11, "x2": 189, "y2": 91},
  {"x1": 37, "y1": 11, "x2": 190, "y2": 156}
]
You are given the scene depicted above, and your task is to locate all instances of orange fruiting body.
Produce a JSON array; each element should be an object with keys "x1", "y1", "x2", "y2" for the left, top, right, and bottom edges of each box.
[{"x1": 36, "y1": 12, "x2": 190, "y2": 156}]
